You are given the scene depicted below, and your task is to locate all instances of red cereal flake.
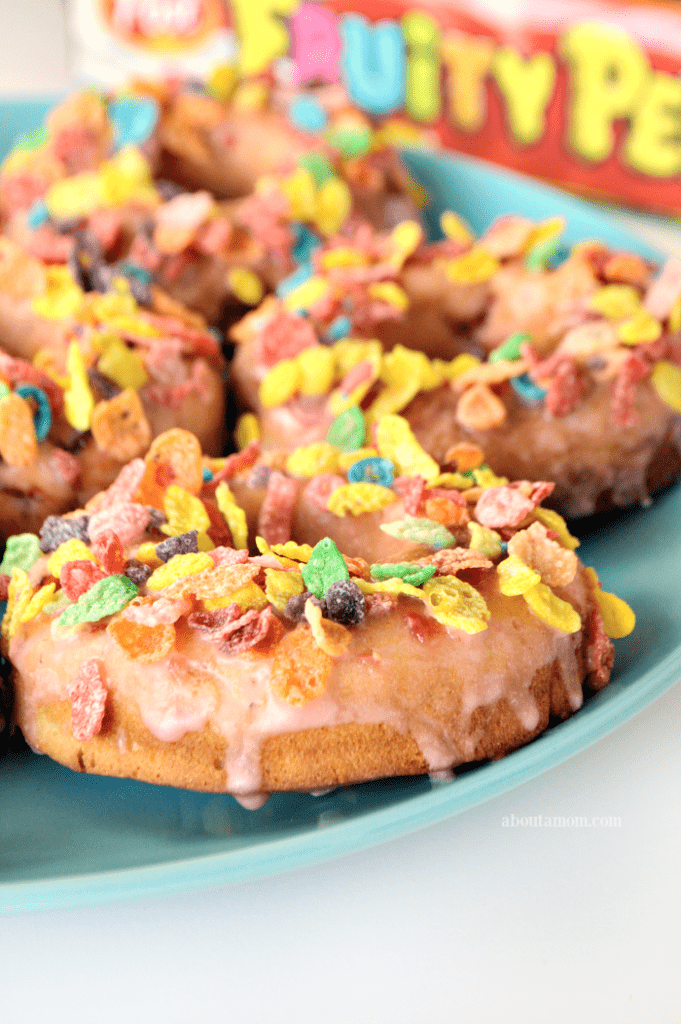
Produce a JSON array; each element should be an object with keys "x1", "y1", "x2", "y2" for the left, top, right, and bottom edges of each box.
[
  {"x1": 162, "y1": 250, "x2": 197, "y2": 284},
  {"x1": 108, "y1": 617, "x2": 176, "y2": 663},
  {"x1": 585, "y1": 605, "x2": 615, "y2": 689},
  {"x1": 415, "y1": 548, "x2": 493, "y2": 575},
  {"x1": 203, "y1": 499, "x2": 233, "y2": 548},
  {"x1": 529, "y1": 482, "x2": 555, "y2": 505},
  {"x1": 257, "y1": 471, "x2": 297, "y2": 545},
  {"x1": 0, "y1": 573, "x2": 10, "y2": 601},
  {"x1": 365, "y1": 592, "x2": 397, "y2": 615},
  {"x1": 91, "y1": 529, "x2": 125, "y2": 575},
  {"x1": 66, "y1": 660, "x2": 107, "y2": 742},
  {"x1": 338, "y1": 359, "x2": 374, "y2": 396},
  {"x1": 209, "y1": 439, "x2": 261, "y2": 486},
  {"x1": 612, "y1": 352, "x2": 650, "y2": 429},
  {"x1": 188, "y1": 603, "x2": 242, "y2": 639},
  {"x1": 60, "y1": 559, "x2": 107, "y2": 601},
  {"x1": 52, "y1": 447, "x2": 81, "y2": 485},
  {"x1": 220, "y1": 605, "x2": 274, "y2": 654},
  {"x1": 392, "y1": 475, "x2": 426, "y2": 516},
  {"x1": 406, "y1": 612, "x2": 441, "y2": 643},
  {"x1": 256, "y1": 310, "x2": 317, "y2": 367},
  {"x1": 544, "y1": 359, "x2": 587, "y2": 417},
  {"x1": 474, "y1": 485, "x2": 535, "y2": 529},
  {"x1": 303, "y1": 473, "x2": 345, "y2": 511},
  {"x1": 88, "y1": 502, "x2": 150, "y2": 547}
]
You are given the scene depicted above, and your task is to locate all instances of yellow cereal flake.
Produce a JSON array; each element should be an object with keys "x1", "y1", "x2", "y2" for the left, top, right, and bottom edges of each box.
[
  {"x1": 669, "y1": 294, "x2": 681, "y2": 334},
  {"x1": 162, "y1": 485, "x2": 210, "y2": 537},
  {"x1": 97, "y1": 337, "x2": 148, "y2": 391},
  {"x1": 497, "y1": 554, "x2": 541, "y2": 596},
  {"x1": 337, "y1": 447, "x2": 378, "y2": 472},
  {"x1": 651, "y1": 360, "x2": 681, "y2": 414},
  {"x1": 327, "y1": 482, "x2": 397, "y2": 516},
  {"x1": 354, "y1": 576, "x2": 426, "y2": 601},
  {"x1": 524, "y1": 216, "x2": 565, "y2": 252},
  {"x1": 422, "y1": 575, "x2": 490, "y2": 634},
  {"x1": 375, "y1": 414, "x2": 439, "y2": 482},
  {"x1": 617, "y1": 308, "x2": 662, "y2": 345},
  {"x1": 282, "y1": 275, "x2": 331, "y2": 313},
  {"x1": 467, "y1": 522, "x2": 502, "y2": 558},
  {"x1": 32, "y1": 265, "x2": 83, "y2": 321},
  {"x1": 367, "y1": 281, "x2": 409, "y2": 311},
  {"x1": 271, "y1": 541, "x2": 313, "y2": 564},
  {"x1": 235, "y1": 412, "x2": 260, "y2": 450},
  {"x1": 388, "y1": 220, "x2": 423, "y2": 267},
  {"x1": 146, "y1": 552, "x2": 214, "y2": 591},
  {"x1": 280, "y1": 167, "x2": 317, "y2": 222},
  {"x1": 47, "y1": 538, "x2": 97, "y2": 577},
  {"x1": 438, "y1": 245, "x2": 500, "y2": 285},
  {"x1": 315, "y1": 178, "x2": 352, "y2": 236},
  {"x1": 286, "y1": 442, "x2": 340, "y2": 477},
  {"x1": 588, "y1": 284, "x2": 641, "y2": 321},
  {"x1": 135, "y1": 542, "x2": 162, "y2": 567},
  {"x1": 532, "y1": 507, "x2": 580, "y2": 550},
  {"x1": 320, "y1": 247, "x2": 369, "y2": 270},
  {"x1": 259, "y1": 358, "x2": 302, "y2": 408},
  {"x1": 507, "y1": 522, "x2": 578, "y2": 588},
  {"x1": 472, "y1": 465, "x2": 509, "y2": 488},
  {"x1": 227, "y1": 268, "x2": 264, "y2": 306},
  {"x1": 584, "y1": 567, "x2": 636, "y2": 638},
  {"x1": 2, "y1": 568, "x2": 32, "y2": 640},
  {"x1": 523, "y1": 582, "x2": 582, "y2": 633},
  {"x1": 265, "y1": 568, "x2": 305, "y2": 611},
  {"x1": 297, "y1": 345, "x2": 336, "y2": 396},
  {"x1": 431, "y1": 472, "x2": 474, "y2": 490},
  {"x1": 204, "y1": 581, "x2": 268, "y2": 613},
  {"x1": 440, "y1": 211, "x2": 474, "y2": 246},
  {"x1": 304, "y1": 598, "x2": 352, "y2": 656},
  {"x1": 19, "y1": 582, "x2": 56, "y2": 623},
  {"x1": 214, "y1": 482, "x2": 248, "y2": 551},
  {"x1": 63, "y1": 341, "x2": 95, "y2": 432}
]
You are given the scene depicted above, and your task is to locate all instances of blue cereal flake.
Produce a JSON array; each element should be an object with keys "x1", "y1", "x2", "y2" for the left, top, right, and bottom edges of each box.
[
  {"x1": 276, "y1": 261, "x2": 313, "y2": 299},
  {"x1": 511, "y1": 373, "x2": 547, "y2": 405},
  {"x1": 109, "y1": 95, "x2": 159, "y2": 148},
  {"x1": 347, "y1": 457, "x2": 394, "y2": 487},
  {"x1": 324, "y1": 315, "x2": 351, "y2": 344},
  {"x1": 287, "y1": 94, "x2": 328, "y2": 134},
  {"x1": 14, "y1": 384, "x2": 52, "y2": 441},
  {"x1": 26, "y1": 199, "x2": 49, "y2": 230},
  {"x1": 291, "y1": 223, "x2": 321, "y2": 265}
]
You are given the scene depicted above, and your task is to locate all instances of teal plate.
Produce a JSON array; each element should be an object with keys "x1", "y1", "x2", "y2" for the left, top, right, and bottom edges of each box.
[{"x1": 0, "y1": 100, "x2": 678, "y2": 914}]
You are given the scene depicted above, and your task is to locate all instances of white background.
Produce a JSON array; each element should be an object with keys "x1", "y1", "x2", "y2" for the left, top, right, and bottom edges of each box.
[{"x1": 0, "y1": 3, "x2": 680, "y2": 1021}]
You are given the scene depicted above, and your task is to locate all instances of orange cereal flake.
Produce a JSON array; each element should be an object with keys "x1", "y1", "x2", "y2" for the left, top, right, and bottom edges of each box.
[
  {"x1": 0, "y1": 392, "x2": 38, "y2": 467},
  {"x1": 90, "y1": 389, "x2": 152, "y2": 463},
  {"x1": 455, "y1": 384, "x2": 507, "y2": 431},
  {"x1": 108, "y1": 617, "x2": 176, "y2": 663},
  {"x1": 424, "y1": 496, "x2": 470, "y2": 528},
  {"x1": 444, "y1": 442, "x2": 485, "y2": 472},
  {"x1": 136, "y1": 428, "x2": 203, "y2": 508},
  {"x1": 269, "y1": 627, "x2": 332, "y2": 707}
]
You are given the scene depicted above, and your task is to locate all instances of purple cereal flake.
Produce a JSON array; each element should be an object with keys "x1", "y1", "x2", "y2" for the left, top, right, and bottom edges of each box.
[
  {"x1": 155, "y1": 531, "x2": 199, "y2": 562},
  {"x1": 39, "y1": 514, "x2": 91, "y2": 553},
  {"x1": 325, "y1": 579, "x2": 365, "y2": 626}
]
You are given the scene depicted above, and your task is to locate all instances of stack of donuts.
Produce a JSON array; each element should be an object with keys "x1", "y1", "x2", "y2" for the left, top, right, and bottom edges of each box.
[{"x1": 2, "y1": 75, "x2": 672, "y2": 807}]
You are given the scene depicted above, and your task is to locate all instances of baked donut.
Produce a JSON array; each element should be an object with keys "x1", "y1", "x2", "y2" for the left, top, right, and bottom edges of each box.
[
  {"x1": 3, "y1": 424, "x2": 634, "y2": 806},
  {"x1": 230, "y1": 217, "x2": 681, "y2": 517},
  {"x1": 0, "y1": 86, "x2": 422, "y2": 327},
  {"x1": 0, "y1": 238, "x2": 225, "y2": 537}
]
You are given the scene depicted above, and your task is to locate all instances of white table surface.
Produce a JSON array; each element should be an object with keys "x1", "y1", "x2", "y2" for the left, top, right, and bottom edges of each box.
[{"x1": 0, "y1": 5, "x2": 680, "y2": 1022}]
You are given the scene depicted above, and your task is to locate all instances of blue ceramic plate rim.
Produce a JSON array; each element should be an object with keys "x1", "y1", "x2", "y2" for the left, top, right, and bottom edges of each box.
[{"x1": 0, "y1": 98, "x2": 679, "y2": 914}]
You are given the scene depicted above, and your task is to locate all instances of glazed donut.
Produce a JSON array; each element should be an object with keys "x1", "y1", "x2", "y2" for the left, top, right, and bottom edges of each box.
[
  {"x1": 230, "y1": 218, "x2": 681, "y2": 517},
  {"x1": 0, "y1": 237, "x2": 225, "y2": 537},
  {"x1": 3, "y1": 424, "x2": 634, "y2": 805},
  {"x1": 0, "y1": 88, "x2": 422, "y2": 328}
]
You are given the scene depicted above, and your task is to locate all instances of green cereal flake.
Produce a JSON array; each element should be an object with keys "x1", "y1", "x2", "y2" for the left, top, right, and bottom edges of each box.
[
  {"x1": 0, "y1": 534, "x2": 41, "y2": 574},
  {"x1": 58, "y1": 574, "x2": 138, "y2": 627},
  {"x1": 301, "y1": 538, "x2": 349, "y2": 599},
  {"x1": 489, "y1": 332, "x2": 531, "y2": 364},
  {"x1": 380, "y1": 517, "x2": 455, "y2": 550},
  {"x1": 326, "y1": 406, "x2": 366, "y2": 452},
  {"x1": 370, "y1": 563, "x2": 436, "y2": 587},
  {"x1": 297, "y1": 153, "x2": 337, "y2": 187}
]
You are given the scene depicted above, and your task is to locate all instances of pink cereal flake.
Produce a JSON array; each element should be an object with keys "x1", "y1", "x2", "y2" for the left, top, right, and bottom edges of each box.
[
  {"x1": 25, "y1": 226, "x2": 73, "y2": 264},
  {"x1": 195, "y1": 216, "x2": 233, "y2": 256},
  {"x1": 86, "y1": 209, "x2": 123, "y2": 254},
  {"x1": 91, "y1": 529, "x2": 125, "y2": 575},
  {"x1": 66, "y1": 660, "x2": 107, "y2": 742},
  {"x1": 87, "y1": 458, "x2": 146, "y2": 512},
  {"x1": 209, "y1": 547, "x2": 250, "y2": 567},
  {"x1": 393, "y1": 475, "x2": 427, "y2": 516},
  {"x1": 544, "y1": 359, "x2": 587, "y2": 417},
  {"x1": 303, "y1": 473, "x2": 345, "y2": 511},
  {"x1": 474, "y1": 485, "x2": 535, "y2": 529},
  {"x1": 88, "y1": 502, "x2": 150, "y2": 547},
  {"x1": 337, "y1": 359, "x2": 374, "y2": 397},
  {"x1": 52, "y1": 448, "x2": 81, "y2": 485},
  {"x1": 123, "y1": 596, "x2": 192, "y2": 626},
  {"x1": 256, "y1": 310, "x2": 317, "y2": 367},
  {"x1": 258, "y1": 472, "x2": 297, "y2": 545},
  {"x1": 60, "y1": 559, "x2": 107, "y2": 601},
  {"x1": 612, "y1": 352, "x2": 650, "y2": 429},
  {"x1": 643, "y1": 258, "x2": 681, "y2": 321},
  {"x1": 220, "y1": 605, "x2": 274, "y2": 654}
]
